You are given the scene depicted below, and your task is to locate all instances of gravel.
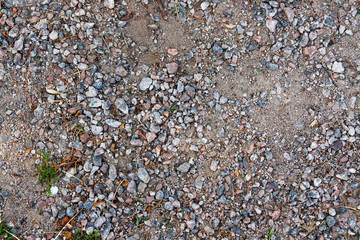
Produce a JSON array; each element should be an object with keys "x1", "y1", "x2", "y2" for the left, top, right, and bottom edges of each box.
[{"x1": 1, "y1": 0, "x2": 360, "y2": 239}]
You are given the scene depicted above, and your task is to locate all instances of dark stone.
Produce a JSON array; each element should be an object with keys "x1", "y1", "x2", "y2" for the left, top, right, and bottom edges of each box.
[
  {"x1": 233, "y1": 226, "x2": 242, "y2": 234},
  {"x1": 212, "y1": 43, "x2": 223, "y2": 54},
  {"x1": 288, "y1": 190, "x2": 298, "y2": 202},
  {"x1": 289, "y1": 227, "x2": 299, "y2": 236},
  {"x1": 331, "y1": 141, "x2": 342, "y2": 151},
  {"x1": 216, "y1": 184, "x2": 225, "y2": 196},
  {"x1": 83, "y1": 199, "x2": 93, "y2": 210},
  {"x1": 326, "y1": 216, "x2": 336, "y2": 227}
]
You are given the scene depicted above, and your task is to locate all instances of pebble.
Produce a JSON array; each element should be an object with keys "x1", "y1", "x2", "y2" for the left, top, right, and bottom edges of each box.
[
  {"x1": 326, "y1": 216, "x2": 336, "y2": 227},
  {"x1": 108, "y1": 165, "x2": 117, "y2": 181},
  {"x1": 166, "y1": 62, "x2": 178, "y2": 74},
  {"x1": 266, "y1": 19, "x2": 278, "y2": 32},
  {"x1": 332, "y1": 61, "x2": 344, "y2": 73},
  {"x1": 115, "y1": 98, "x2": 129, "y2": 115},
  {"x1": 137, "y1": 168, "x2": 150, "y2": 183},
  {"x1": 139, "y1": 77, "x2": 152, "y2": 91},
  {"x1": 49, "y1": 31, "x2": 59, "y2": 40},
  {"x1": 95, "y1": 216, "x2": 106, "y2": 228},
  {"x1": 177, "y1": 162, "x2": 191, "y2": 173},
  {"x1": 104, "y1": 0, "x2": 114, "y2": 8}
]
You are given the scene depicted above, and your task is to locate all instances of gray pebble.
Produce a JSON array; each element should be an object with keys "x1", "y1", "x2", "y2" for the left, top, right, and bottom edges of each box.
[
  {"x1": 108, "y1": 165, "x2": 117, "y2": 181},
  {"x1": 83, "y1": 199, "x2": 93, "y2": 210},
  {"x1": 326, "y1": 216, "x2": 336, "y2": 227},
  {"x1": 94, "y1": 216, "x2": 106, "y2": 228},
  {"x1": 92, "y1": 156, "x2": 102, "y2": 167},
  {"x1": 105, "y1": 119, "x2": 122, "y2": 128},
  {"x1": 212, "y1": 43, "x2": 223, "y2": 54},
  {"x1": 137, "y1": 168, "x2": 150, "y2": 183},
  {"x1": 115, "y1": 98, "x2": 129, "y2": 115},
  {"x1": 267, "y1": 63, "x2": 279, "y2": 71},
  {"x1": 177, "y1": 162, "x2": 191, "y2": 173},
  {"x1": 139, "y1": 77, "x2": 152, "y2": 91},
  {"x1": 155, "y1": 190, "x2": 164, "y2": 200},
  {"x1": 66, "y1": 207, "x2": 76, "y2": 217}
]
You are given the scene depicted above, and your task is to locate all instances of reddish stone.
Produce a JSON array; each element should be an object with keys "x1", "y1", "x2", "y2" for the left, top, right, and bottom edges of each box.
[
  {"x1": 339, "y1": 156, "x2": 348, "y2": 163},
  {"x1": 80, "y1": 133, "x2": 89, "y2": 143},
  {"x1": 271, "y1": 209, "x2": 281, "y2": 220},
  {"x1": 59, "y1": 216, "x2": 70, "y2": 226},
  {"x1": 167, "y1": 48, "x2": 178, "y2": 56},
  {"x1": 166, "y1": 62, "x2": 178, "y2": 74}
]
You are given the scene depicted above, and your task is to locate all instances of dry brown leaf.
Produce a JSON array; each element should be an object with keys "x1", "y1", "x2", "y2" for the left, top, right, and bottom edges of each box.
[{"x1": 93, "y1": 200, "x2": 105, "y2": 207}]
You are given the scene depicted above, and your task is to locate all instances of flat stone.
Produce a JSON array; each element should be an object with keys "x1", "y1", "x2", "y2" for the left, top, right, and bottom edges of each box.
[
  {"x1": 266, "y1": 19, "x2": 278, "y2": 32},
  {"x1": 115, "y1": 98, "x2": 129, "y2": 115},
  {"x1": 108, "y1": 165, "x2": 117, "y2": 181},
  {"x1": 66, "y1": 207, "x2": 76, "y2": 217},
  {"x1": 49, "y1": 31, "x2": 59, "y2": 40},
  {"x1": 104, "y1": 0, "x2": 114, "y2": 8},
  {"x1": 83, "y1": 199, "x2": 93, "y2": 209},
  {"x1": 105, "y1": 119, "x2": 122, "y2": 128},
  {"x1": 177, "y1": 162, "x2": 191, "y2": 173},
  {"x1": 166, "y1": 62, "x2": 178, "y2": 74},
  {"x1": 139, "y1": 77, "x2": 152, "y2": 91},
  {"x1": 267, "y1": 63, "x2": 279, "y2": 71},
  {"x1": 91, "y1": 125, "x2": 103, "y2": 135},
  {"x1": 210, "y1": 160, "x2": 218, "y2": 171},
  {"x1": 283, "y1": 7, "x2": 294, "y2": 22},
  {"x1": 95, "y1": 216, "x2": 106, "y2": 228},
  {"x1": 115, "y1": 66, "x2": 128, "y2": 77},
  {"x1": 127, "y1": 180, "x2": 136, "y2": 194},
  {"x1": 92, "y1": 156, "x2": 102, "y2": 166},
  {"x1": 332, "y1": 61, "x2": 344, "y2": 73},
  {"x1": 326, "y1": 216, "x2": 336, "y2": 227},
  {"x1": 137, "y1": 168, "x2": 150, "y2": 183},
  {"x1": 212, "y1": 43, "x2": 223, "y2": 54}
]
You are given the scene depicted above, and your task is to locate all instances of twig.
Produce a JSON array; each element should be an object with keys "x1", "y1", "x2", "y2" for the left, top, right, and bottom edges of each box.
[
  {"x1": 4, "y1": 229, "x2": 20, "y2": 240},
  {"x1": 55, "y1": 34, "x2": 78, "y2": 42},
  {"x1": 72, "y1": 67, "x2": 92, "y2": 75},
  {"x1": 54, "y1": 210, "x2": 81, "y2": 239},
  {"x1": 156, "y1": 0, "x2": 168, "y2": 20},
  {"x1": 1, "y1": 38, "x2": 15, "y2": 59},
  {"x1": 54, "y1": 158, "x2": 89, "y2": 168},
  {"x1": 114, "y1": 180, "x2": 125, "y2": 200},
  {"x1": 61, "y1": 170, "x2": 86, "y2": 186}
]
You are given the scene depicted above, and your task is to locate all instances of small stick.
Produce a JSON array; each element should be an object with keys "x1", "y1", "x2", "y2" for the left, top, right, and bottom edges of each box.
[
  {"x1": 156, "y1": 0, "x2": 168, "y2": 20},
  {"x1": 54, "y1": 210, "x2": 81, "y2": 239},
  {"x1": 56, "y1": 76, "x2": 68, "y2": 85},
  {"x1": 1, "y1": 38, "x2": 16, "y2": 59},
  {"x1": 114, "y1": 180, "x2": 125, "y2": 200},
  {"x1": 54, "y1": 158, "x2": 89, "y2": 168},
  {"x1": 72, "y1": 67, "x2": 92, "y2": 75},
  {"x1": 55, "y1": 34, "x2": 78, "y2": 42},
  {"x1": 92, "y1": 138, "x2": 113, "y2": 146},
  {"x1": 4, "y1": 229, "x2": 20, "y2": 240}
]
